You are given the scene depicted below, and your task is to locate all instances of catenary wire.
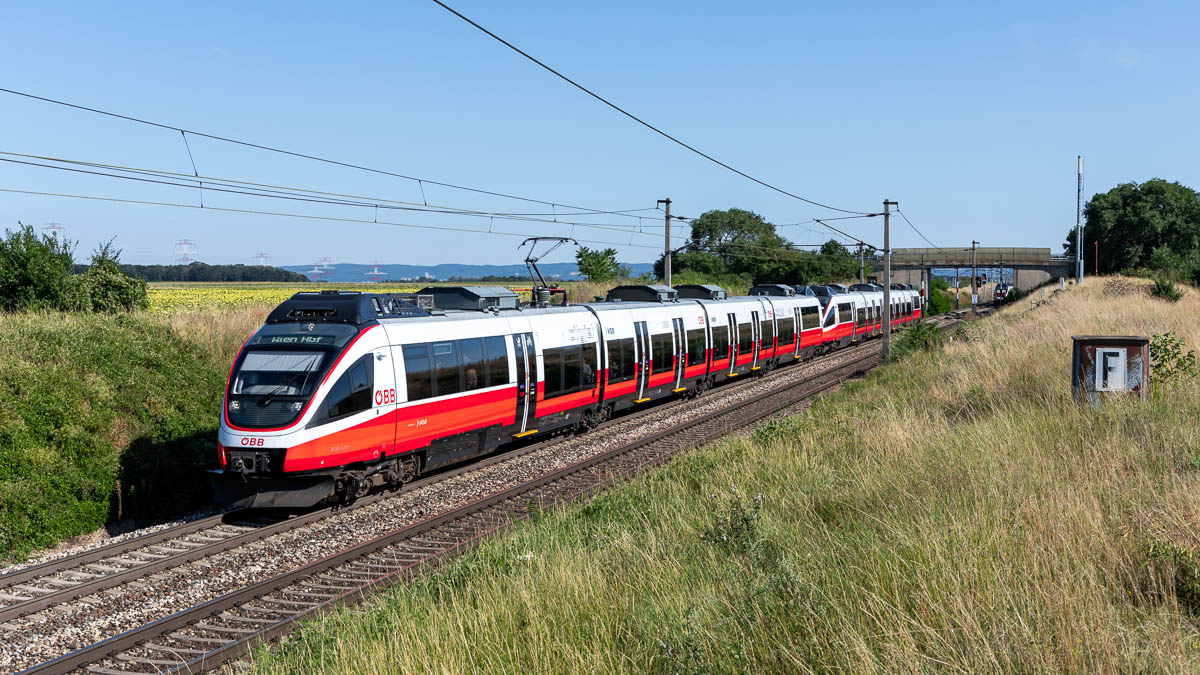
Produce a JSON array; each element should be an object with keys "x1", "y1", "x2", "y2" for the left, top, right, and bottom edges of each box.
[
  {"x1": 0, "y1": 86, "x2": 659, "y2": 223},
  {"x1": 893, "y1": 208, "x2": 953, "y2": 252},
  {"x1": 0, "y1": 153, "x2": 692, "y2": 241},
  {"x1": 0, "y1": 185, "x2": 872, "y2": 263},
  {"x1": 429, "y1": 0, "x2": 873, "y2": 219}
]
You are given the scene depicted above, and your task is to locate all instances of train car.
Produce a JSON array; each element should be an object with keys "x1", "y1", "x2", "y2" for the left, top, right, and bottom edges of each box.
[{"x1": 821, "y1": 295, "x2": 856, "y2": 350}]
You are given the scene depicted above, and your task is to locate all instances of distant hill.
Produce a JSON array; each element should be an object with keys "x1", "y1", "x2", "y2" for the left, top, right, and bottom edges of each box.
[{"x1": 281, "y1": 261, "x2": 655, "y2": 283}]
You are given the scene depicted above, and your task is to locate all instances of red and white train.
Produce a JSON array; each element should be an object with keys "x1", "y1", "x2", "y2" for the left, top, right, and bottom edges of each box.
[{"x1": 213, "y1": 283, "x2": 921, "y2": 508}]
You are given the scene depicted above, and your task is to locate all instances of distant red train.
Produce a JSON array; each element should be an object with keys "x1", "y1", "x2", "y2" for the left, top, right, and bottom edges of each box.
[{"x1": 213, "y1": 283, "x2": 921, "y2": 508}]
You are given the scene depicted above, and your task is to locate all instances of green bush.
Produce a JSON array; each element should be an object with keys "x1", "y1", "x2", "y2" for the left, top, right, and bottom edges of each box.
[
  {"x1": 0, "y1": 313, "x2": 224, "y2": 560},
  {"x1": 0, "y1": 225, "x2": 147, "y2": 313},
  {"x1": 890, "y1": 321, "x2": 946, "y2": 361},
  {"x1": 1151, "y1": 332, "x2": 1197, "y2": 384},
  {"x1": 71, "y1": 242, "x2": 149, "y2": 312},
  {"x1": 1151, "y1": 276, "x2": 1183, "y2": 302},
  {"x1": 0, "y1": 223, "x2": 77, "y2": 311}
]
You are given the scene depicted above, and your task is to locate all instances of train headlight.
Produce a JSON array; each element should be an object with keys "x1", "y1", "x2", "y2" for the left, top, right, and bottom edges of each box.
[
  {"x1": 228, "y1": 399, "x2": 241, "y2": 412},
  {"x1": 290, "y1": 401, "x2": 303, "y2": 412}
]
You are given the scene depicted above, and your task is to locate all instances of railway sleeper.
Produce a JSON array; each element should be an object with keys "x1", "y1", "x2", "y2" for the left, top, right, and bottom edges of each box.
[
  {"x1": 116, "y1": 654, "x2": 192, "y2": 667},
  {"x1": 88, "y1": 665, "x2": 149, "y2": 675},
  {"x1": 168, "y1": 631, "x2": 231, "y2": 645},
  {"x1": 141, "y1": 643, "x2": 207, "y2": 655},
  {"x1": 218, "y1": 613, "x2": 281, "y2": 624},
  {"x1": 194, "y1": 622, "x2": 260, "y2": 634}
]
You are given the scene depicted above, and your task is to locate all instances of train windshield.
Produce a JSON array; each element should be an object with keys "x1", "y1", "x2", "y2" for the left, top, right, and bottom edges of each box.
[
  {"x1": 225, "y1": 323, "x2": 360, "y2": 428},
  {"x1": 232, "y1": 352, "x2": 324, "y2": 396}
]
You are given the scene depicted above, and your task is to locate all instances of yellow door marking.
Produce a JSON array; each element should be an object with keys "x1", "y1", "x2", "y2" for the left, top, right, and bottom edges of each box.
[{"x1": 514, "y1": 429, "x2": 539, "y2": 438}]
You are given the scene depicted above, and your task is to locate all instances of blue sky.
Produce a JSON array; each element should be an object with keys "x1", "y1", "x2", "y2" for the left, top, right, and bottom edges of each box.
[{"x1": 1, "y1": 1, "x2": 1196, "y2": 265}]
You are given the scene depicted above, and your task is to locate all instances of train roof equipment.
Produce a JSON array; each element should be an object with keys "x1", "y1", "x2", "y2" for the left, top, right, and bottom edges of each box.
[
  {"x1": 265, "y1": 290, "x2": 432, "y2": 325},
  {"x1": 417, "y1": 286, "x2": 520, "y2": 312},
  {"x1": 749, "y1": 283, "x2": 796, "y2": 297},
  {"x1": 673, "y1": 284, "x2": 727, "y2": 300},
  {"x1": 605, "y1": 284, "x2": 679, "y2": 303}
]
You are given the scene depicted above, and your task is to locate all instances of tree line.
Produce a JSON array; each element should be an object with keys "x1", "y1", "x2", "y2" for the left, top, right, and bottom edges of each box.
[{"x1": 72, "y1": 262, "x2": 310, "y2": 282}]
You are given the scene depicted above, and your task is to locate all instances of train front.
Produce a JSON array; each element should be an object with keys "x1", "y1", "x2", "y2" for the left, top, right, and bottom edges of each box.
[{"x1": 212, "y1": 293, "x2": 371, "y2": 509}]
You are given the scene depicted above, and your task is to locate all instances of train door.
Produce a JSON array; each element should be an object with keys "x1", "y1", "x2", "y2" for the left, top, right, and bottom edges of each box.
[
  {"x1": 672, "y1": 317, "x2": 686, "y2": 390},
  {"x1": 634, "y1": 320, "x2": 650, "y2": 401},
  {"x1": 726, "y1": 313, "x2": 737, "y2": 375},
  {"x1": 750, "y1": 310, "x2": 761, "y2": 368},
  {"x1": 794, "y1": 307, "x2": 803, "y2": 357},
  {"x1": 513, "y1": 332, "x2": 537, "y2": 434}
]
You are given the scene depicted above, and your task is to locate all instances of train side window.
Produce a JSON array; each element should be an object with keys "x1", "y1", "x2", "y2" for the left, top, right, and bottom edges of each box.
[
  {"x1": 543, "y1": 348, "x2": 564, "y2": 398},
  {"x1": 777, "y1": 316, "x2": 795, "y2": 344},
  {"x1": 619, "y1": 338, "x2": 636, "y2": 380},
  {"x1": 402, "y1": 345, "x2": 433, "y2": 402},
  {"x1": 856, "y1": 308, "x2": 866, "y2": 327},
  {"x1": 759, "y1": 318, "x2": 773, "y2": 349},
  {"x1": 325, "y1": 356, "x2": 373, "y2": 420},
  {"x1": 651, "y1": 333, "x2": 673, "y2": 374},
  {"x1": 711, "y1": 325, "x2": 729, "y2": 359},
  {"x1": 823, "y1": 309, "x2": 836, "y2": 328},
  {"x1": 459, "y1": 338, "x2": 486, "y2": 391},
  {"x1": 484, "y1": 336, "x2": 509, "y2": 386},
  {"x1": 606, "y1": 338, "x2": 634, "y2": 383},
  {"x1": 432, "y1": 341, "x2": 462, "y2": 397},
  {"x1": 563, "y1": 348, "x2": 582, "y2": 392},
  {"x1": 737, "y1": 322, "x2": 753, "y2": 354},
  {"x1": 801, "y1": 305, "x2": 820, "y2": 331},
  {"x1": 837, "y1": 302, "x2": 853, "y2": 324},
  {"x1": 581, "y1": 342, "x2": 598, "y2": 387},
  {"x1": 686, "y1": 328, "x2": 706, "y2": 366}
]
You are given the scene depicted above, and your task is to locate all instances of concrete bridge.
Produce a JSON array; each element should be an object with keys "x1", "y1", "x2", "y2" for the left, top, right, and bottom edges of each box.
[{"x1": 880, "y1": 247, "x2": 1073, "y2": 292}]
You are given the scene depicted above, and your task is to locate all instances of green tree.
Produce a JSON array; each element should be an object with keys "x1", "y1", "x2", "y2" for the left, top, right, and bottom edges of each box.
[
  {"x1": 575, "y1": 246, "x2": 621, "y2": 281},
  {"x1": 1064, "y1": 179, "x2": 1200, "y2": 278}
]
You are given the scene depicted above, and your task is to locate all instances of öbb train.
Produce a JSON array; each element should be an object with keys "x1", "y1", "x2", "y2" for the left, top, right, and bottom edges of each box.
[{"x1": 212, "y1": 283, "x2": 922, "y2": 508}]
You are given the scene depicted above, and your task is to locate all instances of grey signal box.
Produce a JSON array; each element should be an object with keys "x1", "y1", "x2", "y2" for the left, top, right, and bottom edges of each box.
[{"x1": 1071, "y1": 335, "x2": 1150, "y2": 406}]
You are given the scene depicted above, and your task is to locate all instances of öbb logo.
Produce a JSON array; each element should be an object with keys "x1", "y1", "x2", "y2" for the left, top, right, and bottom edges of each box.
[{"x1": 375, "y1": 388, "x2": 397, "y2": 405}]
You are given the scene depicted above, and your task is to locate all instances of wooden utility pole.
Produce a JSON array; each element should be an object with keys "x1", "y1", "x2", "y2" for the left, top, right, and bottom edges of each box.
[
  {"x1": 857, "y1": 242, "x2": 865, "y2": 282},
  {"x1": 658, "y1": 198, "x2": 672, "y2": 286},
  {"x1": 882, "y1": 199, "x2": 896, "y2": 363},
  {"x1": 1094, "y1": 239, "x2": 1099, "y2": 276},
  {"x1": 971, "y1": 240, "x2": 979, "y2": 315}
]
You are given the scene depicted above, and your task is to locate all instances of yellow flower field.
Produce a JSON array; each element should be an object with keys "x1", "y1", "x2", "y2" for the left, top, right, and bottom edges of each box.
[{"x1": 146, "y1": 284, "x2": 424, "y2": 313}]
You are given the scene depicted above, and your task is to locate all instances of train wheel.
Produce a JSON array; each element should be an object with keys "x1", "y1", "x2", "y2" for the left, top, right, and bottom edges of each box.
[
  {"x1": 580, "y1": 408, "x2": 601, "y2": 432},
  {"x1": 400, "y1": 457, "x2": 418, "y2": 483}
]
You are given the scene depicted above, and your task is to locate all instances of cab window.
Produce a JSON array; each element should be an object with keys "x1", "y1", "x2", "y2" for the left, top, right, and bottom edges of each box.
[{"x1": 322, "y1": 355, "x2": 373, "y2": 422}]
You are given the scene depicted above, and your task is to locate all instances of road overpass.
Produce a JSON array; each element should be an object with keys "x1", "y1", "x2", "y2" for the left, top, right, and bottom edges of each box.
[{"x1": 879, "y1": 247, "x2": 1073, "y2": 292}]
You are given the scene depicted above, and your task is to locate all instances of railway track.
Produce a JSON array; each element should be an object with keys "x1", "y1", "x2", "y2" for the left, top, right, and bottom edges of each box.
[{"x1": 13, "y1": 313, "x2": 978, "y2": 674}]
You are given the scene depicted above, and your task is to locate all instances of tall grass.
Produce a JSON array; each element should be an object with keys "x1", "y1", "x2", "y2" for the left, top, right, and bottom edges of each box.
[{"x1": 252, "y1": 276, "x2": 1200, "y2": 672}]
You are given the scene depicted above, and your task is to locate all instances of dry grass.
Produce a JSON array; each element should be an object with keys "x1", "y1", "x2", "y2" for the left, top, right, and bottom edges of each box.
[
  {"x1": 248, "y1": 276, "x2": 1200, "y2": 673},
  {"x1": 162, "y1": 305, "x2": 273, "y2": 363}
]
